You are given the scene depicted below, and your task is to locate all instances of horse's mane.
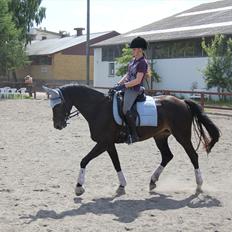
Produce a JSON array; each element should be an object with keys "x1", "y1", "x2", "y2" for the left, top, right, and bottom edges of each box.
[{"x1": 61, "y1": 84, "x2": 106, "y2": 101}]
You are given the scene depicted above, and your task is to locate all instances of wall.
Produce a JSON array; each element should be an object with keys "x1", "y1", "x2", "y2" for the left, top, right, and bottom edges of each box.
[
  {"x1": 15, "y1": 64, "x2": 53, "y2": 81},
  {"x1": 16, "y1": 66, "x2": 30, "y2": 80},
  {"x1": 93, "y1": 47, "x2": 209, "y2": 90},
  {"x1": 94, "y1": 48, "x2": 121, "y2": 87},
  {"x1": 154, "y1": 57, "x2": 208, "y2": 90},
  {"x1": 16, "y1": 52, "x2": 94, "y2": 82},
  {"x1": 53, "y1": 52, "x2": 94, "y2": 80},
  {"x1": 29, "y1": 65, "x2": 54, "y2": 80}
]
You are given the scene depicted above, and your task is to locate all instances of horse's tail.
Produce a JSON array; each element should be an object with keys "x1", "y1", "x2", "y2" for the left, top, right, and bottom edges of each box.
[{"x1": 184, "y1": 99, "x2": 220, "y2": 153}]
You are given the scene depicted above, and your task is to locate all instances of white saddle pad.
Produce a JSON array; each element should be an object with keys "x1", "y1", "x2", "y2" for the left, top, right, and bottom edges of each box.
[{"x1": 113, "y1": 94, "x2": 158, "y2": 127}]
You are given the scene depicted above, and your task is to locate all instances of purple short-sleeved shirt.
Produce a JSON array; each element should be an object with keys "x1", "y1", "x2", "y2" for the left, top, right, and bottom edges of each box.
[{"x1": 128, "y1": 56, "x2": 148, "y2": 91}]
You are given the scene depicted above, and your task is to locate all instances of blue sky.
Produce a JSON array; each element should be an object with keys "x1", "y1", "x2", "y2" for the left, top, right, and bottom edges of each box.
[{"x1": 39, "y1": 0, "x2": 215, "y2": 35}]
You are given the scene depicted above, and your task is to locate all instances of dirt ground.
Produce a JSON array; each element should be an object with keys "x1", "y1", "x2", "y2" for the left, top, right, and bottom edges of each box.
[{"x1": 0, "y1": 98, "x2": 231, "y2": 232}]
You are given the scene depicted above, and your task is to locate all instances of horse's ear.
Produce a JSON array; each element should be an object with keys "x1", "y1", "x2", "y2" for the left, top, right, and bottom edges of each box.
[
  {"x1": 42, "y1": 86, "x2": 60, "y2": 98},
  {"x1": 42, "y1": 85, "x2": 52, "y2": 93}
]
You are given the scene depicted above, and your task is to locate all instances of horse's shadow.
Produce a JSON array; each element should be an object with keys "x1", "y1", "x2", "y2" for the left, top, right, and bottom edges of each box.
[{"x1": 21, "y1": 192, "x2": 221, "y2": 224}]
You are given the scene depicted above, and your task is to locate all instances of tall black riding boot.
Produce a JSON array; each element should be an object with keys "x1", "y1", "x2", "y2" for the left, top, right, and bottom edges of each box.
[{"x1": 125, "y1": 111, "x2": 139, "y2": 144}]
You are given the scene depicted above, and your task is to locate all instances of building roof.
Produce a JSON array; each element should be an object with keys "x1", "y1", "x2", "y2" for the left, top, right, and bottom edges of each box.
[
  {"x1": 26, "y1": 31, "x2": 115, "y2": 56},
  {"x1": 93, "y1": 0, "x2": 232, "y2": 47},
  {"x1": 29, "y1": 28, "x2": 61, "y2": 36}
]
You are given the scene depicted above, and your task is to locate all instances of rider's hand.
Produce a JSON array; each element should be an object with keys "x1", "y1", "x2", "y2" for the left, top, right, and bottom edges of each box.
[{"x1": 113, "y1": 84, "x2": 125, "y2": 91}]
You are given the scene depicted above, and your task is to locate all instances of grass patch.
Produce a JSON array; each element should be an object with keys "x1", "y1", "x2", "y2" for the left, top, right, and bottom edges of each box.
[{"x1": 2, "y1": 94, "x2": 32, "y2": 100}]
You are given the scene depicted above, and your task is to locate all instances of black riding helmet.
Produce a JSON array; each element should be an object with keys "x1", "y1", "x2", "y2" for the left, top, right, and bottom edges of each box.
[{"x1": 129, "y1": 36, "x2": 147, "y2": 50}]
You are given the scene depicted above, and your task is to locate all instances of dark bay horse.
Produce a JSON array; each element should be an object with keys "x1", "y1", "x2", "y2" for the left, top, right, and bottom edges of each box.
[{"x1": 44, "y1": 84, "x2": 220, "y2": 196}]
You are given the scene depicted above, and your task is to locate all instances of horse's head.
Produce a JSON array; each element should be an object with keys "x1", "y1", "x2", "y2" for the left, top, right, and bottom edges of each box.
[{"x1": 43, "y1": 86, "x2": 73, "y2": 130}]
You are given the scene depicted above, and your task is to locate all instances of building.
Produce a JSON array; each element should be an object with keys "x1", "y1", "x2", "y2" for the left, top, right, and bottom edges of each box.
[
  {"x1": 93, "y1": 0, "x2": 232, "y2": 90},
  {"x1": 28, "y1": 28, "x2": 61, "y2": 41},
  {"x1": 17, "y1": 29, "x2": 119, "y2": 85}
]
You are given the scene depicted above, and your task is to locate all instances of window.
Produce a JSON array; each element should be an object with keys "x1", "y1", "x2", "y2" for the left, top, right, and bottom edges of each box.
[
  {"x1": 184, "y1": 41, "x2": 195, "y2": 57},
  {"x1": 41, "y1": 66, "x2": 48, "y2": 73},
  {"x1": 30, "y1": 55, "x2": 52, "y2": 65},
  {"x1": 151, "y1": 39, "x2": 206, "y2": 59},
  {"x1": 108, "y1": 62, "x2": 115, "y2": 76},
  {"x1": 102, "y1": 45, "x2": 123, "y2": 61},
  {"x1": 170, "y1": 42, "x2": 185, "y2": 58},
  {"x1": 152, "y1": 43, "x2": 170, "y2": 59}
]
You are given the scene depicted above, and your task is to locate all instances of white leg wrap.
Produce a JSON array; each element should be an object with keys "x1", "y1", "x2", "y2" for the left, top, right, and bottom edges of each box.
[
  {"x1": 117, "y1": 171, "x2": 127, "y2": 187},
  {"x1": 151, "y1": 165, "x2": 164, "y2": 182},
  {"x1": 195, "y1": 168, "x2": 203, "y2": 186},
  {"x1": 77, "y1": 168, "x2": 85, "y2": 185}
]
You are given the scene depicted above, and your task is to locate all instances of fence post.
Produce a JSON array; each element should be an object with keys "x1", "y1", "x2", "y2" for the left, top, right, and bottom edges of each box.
[
  {"x1": 200, "y1": 93, "x2": 205, "y2": 109},
  {"x1": 33, "y1": 85, "x2": 36, "y2": 99}
]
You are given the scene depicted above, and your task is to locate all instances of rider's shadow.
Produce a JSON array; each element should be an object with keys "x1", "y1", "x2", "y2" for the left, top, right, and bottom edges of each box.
[{"x1": 21, "y1": 192, "x2": 222, "y2": 224}]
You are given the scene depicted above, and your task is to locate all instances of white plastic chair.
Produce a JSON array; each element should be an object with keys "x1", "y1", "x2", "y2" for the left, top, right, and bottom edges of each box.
[
  {"x1": 3, "y1": 87, "x2": 11, "y2": 99},
  {"x1": 8, "y1": 88, "x2": 17, "y2": 99},
  {"x1": 17, "y1": 88, "x2": 27, "y2": 99},
  {"x1": 0, "y1": 88, "x2": 4, "y2": 99}
]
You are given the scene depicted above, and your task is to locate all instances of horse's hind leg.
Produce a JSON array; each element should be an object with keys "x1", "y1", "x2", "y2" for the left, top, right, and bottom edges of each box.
[
  {"x1": 185, "y1": 142, "x2": 203, "y2": 192},
  {"x1": 175, "y1": 135, "x2": 203, "y2": 192},
  {"x1": 150, "y1": 136, "x2": 174, "y2": 191}
]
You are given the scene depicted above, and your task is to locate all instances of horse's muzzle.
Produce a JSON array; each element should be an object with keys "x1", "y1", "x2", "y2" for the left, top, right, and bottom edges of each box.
[{"x1": 54, "y1": 121, "x2": 67, "y2": 130}]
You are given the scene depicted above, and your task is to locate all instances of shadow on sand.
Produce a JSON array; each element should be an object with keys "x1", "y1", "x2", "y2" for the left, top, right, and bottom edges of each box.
[{"x1": 21, "y1": 192, "x2": 221, "y2": 224}]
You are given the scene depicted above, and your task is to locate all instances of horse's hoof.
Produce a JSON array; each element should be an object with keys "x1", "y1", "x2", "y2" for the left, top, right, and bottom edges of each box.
[
  {"x1": 196, "y1": 185, "x2": 203, "y2": 194},
  {"x1": 75, "y1": 185, "x2": 85, "y2": 196},
  {"x1": 116, "y1": 186, "x2": 126, "y2": 196},
  {"x1": 149, "y1": 180, "x2": 157, "y2": 191}
]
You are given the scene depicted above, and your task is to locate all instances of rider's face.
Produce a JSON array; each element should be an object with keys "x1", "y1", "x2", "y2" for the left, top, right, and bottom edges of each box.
[{"x1": 132, "y1": 48, "x2": 142, "y2": 58}]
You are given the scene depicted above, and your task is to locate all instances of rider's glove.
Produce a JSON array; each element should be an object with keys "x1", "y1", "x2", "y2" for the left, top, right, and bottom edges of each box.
[{"x1": 113, "y1": 84, "x2": 125, "y2": 91}]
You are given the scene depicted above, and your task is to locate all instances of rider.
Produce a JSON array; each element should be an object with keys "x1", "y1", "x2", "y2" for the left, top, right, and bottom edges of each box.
[{"x1": 113, "y1": 36, "x2": 148, "y2": 144}]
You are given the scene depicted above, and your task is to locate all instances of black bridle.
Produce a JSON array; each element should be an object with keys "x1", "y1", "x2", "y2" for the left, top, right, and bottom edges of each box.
[{"x1": 57, "y1": 88, "x2": 79, "y2": 123}]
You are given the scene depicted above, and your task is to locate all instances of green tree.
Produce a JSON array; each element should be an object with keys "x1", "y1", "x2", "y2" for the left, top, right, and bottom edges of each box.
[
  {"x1": 115, "y1": 44, "x2": 161, "y2": 89},
  {"x1": 115, "y1": 44, "x2": 132, "y2": 77},
  {"x1": 201, "y1": 34, "x2": 232, "y2": 93},
  {"x1": 0, "y1": 0, "x2": 27, "y2": 76},
  {"x1": 8, "y1": 0, "x2": 46, "y2": 43}
]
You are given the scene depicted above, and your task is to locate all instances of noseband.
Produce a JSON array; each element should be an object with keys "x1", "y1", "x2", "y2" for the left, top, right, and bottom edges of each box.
[{"x1": 57, "y1": 88, "x2": 79, "y2": 123}]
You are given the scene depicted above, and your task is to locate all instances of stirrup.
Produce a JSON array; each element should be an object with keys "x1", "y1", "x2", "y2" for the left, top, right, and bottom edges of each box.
[
  {"x1": 126, "y1": 134, "x2": 133, "y2": 145},
  {"x1": 126, "y1": 134, "x2": 139, "y2": 145}
]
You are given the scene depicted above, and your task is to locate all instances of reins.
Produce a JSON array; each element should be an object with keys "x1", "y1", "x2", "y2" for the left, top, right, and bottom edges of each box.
[
  {"x1": 67, "y1": 110, "x2": 79, "y2": 119},
  {"x1": 57, "y1": 88, "x2": 80, "y2": 123}
]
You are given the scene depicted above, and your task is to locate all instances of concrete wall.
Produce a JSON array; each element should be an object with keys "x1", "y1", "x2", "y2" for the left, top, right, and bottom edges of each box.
[
  {"x1": 154, "y1": 57, "x2": 208, "y2": 90},
  {"x1": 94, "y1": 48, "x2": 121, "y2": 88},
  {"x1": 93, "y1": 47, "x2": 209, "y2": 90}
]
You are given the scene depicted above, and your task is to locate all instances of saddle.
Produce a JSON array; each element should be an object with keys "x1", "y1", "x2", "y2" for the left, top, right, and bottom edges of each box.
[
  {"x1": 116, "y1": 91, "x2": 146, "y2": 126},
  {"x1": 110, "y1": 90, "x2": 158, "y2": 127}
]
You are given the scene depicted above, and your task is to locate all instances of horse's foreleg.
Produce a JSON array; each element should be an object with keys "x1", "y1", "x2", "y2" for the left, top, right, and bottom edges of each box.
[
  {"x1": 75, "y1": 143, "x2": 107, "y2": 196},
  {"x1": 107, "y1": 144, "x2": 126, "y2": 195},
  {"x1": 150, "y1": 137, "x2": 173, "y2": 191},
  {"x1": 195, "y1": 168, "x2": 203, "y2": 192},
  {"x1": 150, "y1": 165, "x2": 164, "y2": 190}
]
